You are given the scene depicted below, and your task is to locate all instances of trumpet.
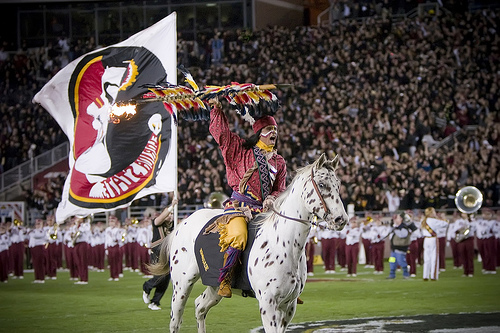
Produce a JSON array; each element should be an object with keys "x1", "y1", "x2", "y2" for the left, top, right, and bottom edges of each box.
[
  {"x1": 13, "y1": 219, "x2": 23, "y2": 227},
  {"x1": 48, "y1": 224, "x2": 58, "y2": 240}
]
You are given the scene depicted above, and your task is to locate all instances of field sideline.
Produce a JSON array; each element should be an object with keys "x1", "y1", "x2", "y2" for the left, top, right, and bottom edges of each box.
[{"x1": 0, "y1": 259, "x2": 499, "y2": 332}]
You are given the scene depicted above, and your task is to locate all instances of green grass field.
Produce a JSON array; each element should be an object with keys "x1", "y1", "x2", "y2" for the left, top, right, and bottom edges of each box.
[{"x1": 0, "y1": 260, "x2": 499, "y2": 333}]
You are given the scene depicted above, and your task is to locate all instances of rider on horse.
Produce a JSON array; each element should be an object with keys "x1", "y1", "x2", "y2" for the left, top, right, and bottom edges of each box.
[{"x1": 208, "y1": 99, "x2": 287, "y2": 298}]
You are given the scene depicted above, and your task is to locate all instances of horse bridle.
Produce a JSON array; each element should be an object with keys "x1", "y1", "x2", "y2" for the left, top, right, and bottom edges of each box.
[{"x1": 270, "y1": 167, "x2": 331, "y2": 228}]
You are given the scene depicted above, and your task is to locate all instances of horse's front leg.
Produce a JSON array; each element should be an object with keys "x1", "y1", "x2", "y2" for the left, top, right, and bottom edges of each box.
[
  {"x1": 258, "y1": 292, "x2": 296, "y2": 333},
  {"x1": 195, "y1": 286, "x2": 223, "y2": 333}
]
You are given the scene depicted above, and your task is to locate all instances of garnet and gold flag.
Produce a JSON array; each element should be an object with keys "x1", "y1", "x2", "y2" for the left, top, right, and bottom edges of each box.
[{"x1": 33, "y1": 13, "x2": 177, "y2": 223}]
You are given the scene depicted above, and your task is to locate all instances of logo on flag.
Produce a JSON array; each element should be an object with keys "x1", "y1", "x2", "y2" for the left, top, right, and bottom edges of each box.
[{"x1": 33, "y1": 13, "x2": 177, "y2": 222}]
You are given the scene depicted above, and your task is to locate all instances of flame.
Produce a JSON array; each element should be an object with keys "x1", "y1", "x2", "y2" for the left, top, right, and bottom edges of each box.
[{"x1": 110, "y1": 102, "x2": 137, "y2": 123}]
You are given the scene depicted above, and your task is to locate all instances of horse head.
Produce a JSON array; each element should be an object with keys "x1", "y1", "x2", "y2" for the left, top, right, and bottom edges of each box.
[{"x1": 303, "y1": 153, "x2": 349, "y2": 231}]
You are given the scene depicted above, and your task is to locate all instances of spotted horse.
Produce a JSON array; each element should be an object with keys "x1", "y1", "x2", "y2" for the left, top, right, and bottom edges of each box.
[{"x1": 151, "y1": 153, "x2": 348, "y2": 333}]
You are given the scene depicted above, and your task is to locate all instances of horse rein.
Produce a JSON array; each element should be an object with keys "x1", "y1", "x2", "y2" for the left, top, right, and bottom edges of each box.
[{"x1": 269, "y1": 167, "x2": 332, "y2": 230}]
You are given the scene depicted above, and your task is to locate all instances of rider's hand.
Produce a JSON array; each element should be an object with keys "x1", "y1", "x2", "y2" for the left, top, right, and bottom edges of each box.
[{"x1": 263, "y1": 195, "x2": 276, "y2": 212}]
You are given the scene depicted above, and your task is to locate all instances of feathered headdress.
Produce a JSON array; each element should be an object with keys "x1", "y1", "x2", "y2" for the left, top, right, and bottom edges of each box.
[{"x1": 110, "y1": 65, "x2": 285, "y2": 126}]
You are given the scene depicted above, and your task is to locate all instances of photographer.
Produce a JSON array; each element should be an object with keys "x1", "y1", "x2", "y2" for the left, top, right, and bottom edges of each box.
[{"x1": 387, "y1": 212, "x2": 417, "y2": 279}]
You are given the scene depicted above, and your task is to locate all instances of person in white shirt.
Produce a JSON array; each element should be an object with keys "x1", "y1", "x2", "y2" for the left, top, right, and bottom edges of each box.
[
  {"x1": 494, "y1": 210, "x2": 500, "y2": 268},
  {"x1": 306, "y1": 225, "x2": 318, "y2": 276},
  {"x1": 74, "y1": 217, "x2": 91, "y2": 284},
  {"x1": 29, "y1": 219, "x2": 47, "y2": 283},
  {"x1": 370, "y1": 215, "x2": 390, "y2": 274},
  {"x1": 447, "y1": 212, "x2": 463, "y2": 270},
  {"x1": 337, "y1": 225, "x2": 347, "y2": 271},
  {"x1": 0, "y1": 224, "x2": 10, "y2": 282},
  {"x1": 44, "y1": 215, "x2": 59, "y2": 280},
  {"x1": 105, "y1": 216, "x2": 122, "y2": 281},
  {"x1": 136, "y1": 218, "x2": 151, "y2": 276},
  {"x1": 454, "y1": 212, "x2": 476, "y2": 277},
  {"x1": 127, "y1": 220, "x2": 140, "y2": 272},
  {"x1": 318, "y1": 226, "x2": 339, "y2": 274},
  {"x1": 63, "y1": 220, "x2": 78, "y2": 280},
  {"x1": 345, "y1": 218, "x2": 361, "y2": 277},
  {"x1": 361, "y1": 217, "x2": 373, "y2": 268},
  {"x1": 92, "y1": 222, "x2": 106, "y2": 272},
  {"x1": 408, "y1": 218, "x2": 422, "y2": 277},
  {"x1": 421, "y1": 207, "x2": 449, "y2": 281},
  {"x1": 385, "y1": 188, "x2": 401, "y2": 213},
  {"x1": 475, "y1": 208, "x2": 497, "y2": 274},
  {"x1": 8, "y1": 220, "x2": 27, "y2": 279},
  {"x1": 436, "y1": 212, "x2": 449, "y2": 272}
]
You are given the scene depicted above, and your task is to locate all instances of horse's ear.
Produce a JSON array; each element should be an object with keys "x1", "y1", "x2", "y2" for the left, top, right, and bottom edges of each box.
[
  {"x1": 331, "y1": 154, "x2": 339, "y2": 170},
  {"x1": 314, "y1": 153, "x2": 327, "y2": 169},
  {"x1": 322, "y1": 153, "x2": 339, "y2": 171}
]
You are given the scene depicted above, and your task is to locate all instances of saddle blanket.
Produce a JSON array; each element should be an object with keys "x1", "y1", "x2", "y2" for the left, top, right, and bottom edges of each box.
[{"x1": 194, "y1": 214, "x2": 263, "y2": 297}]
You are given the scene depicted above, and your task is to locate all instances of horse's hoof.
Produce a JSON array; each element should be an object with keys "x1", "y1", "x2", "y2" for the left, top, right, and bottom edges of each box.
[{"x1": 297, "y1": 297, "x2": 304, "y2": 305}]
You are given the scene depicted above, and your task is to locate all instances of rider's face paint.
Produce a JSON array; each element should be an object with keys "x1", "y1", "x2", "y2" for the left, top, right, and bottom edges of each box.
[{"x1": 260, "y1": 125, "x2": 277, "y2": 146}]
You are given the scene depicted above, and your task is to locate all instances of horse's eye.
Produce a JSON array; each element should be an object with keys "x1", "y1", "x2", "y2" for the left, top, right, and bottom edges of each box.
[{"x1": 318, "y1": 182, "x2": 325, "y2": 188}]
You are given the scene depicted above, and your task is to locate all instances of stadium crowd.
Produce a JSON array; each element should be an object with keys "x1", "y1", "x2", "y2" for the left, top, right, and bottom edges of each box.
[{"x1": 0, "y1": 5, "x2": 499, "y2": 216}]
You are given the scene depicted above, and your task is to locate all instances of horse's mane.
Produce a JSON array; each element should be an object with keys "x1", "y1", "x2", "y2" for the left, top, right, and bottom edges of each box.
[{"x1": 254, "y1": 163, "x2": 315, "y2": 227}]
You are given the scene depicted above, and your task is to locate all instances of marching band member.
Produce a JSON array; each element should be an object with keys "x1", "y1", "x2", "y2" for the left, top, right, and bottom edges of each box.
[
  {"x1": 73, "y1": 217, "x2": 91, "y2": 284},
  {"x1": 495, "y1": 210, "x2": 500, "y2": 268},
  {"x1": 9, "y1": 219, "x2": 26, "y2": 279},
  {"x1": 437, "y1": 212, "x2": 448, "y2": 272},
  {"x1": 318, "y1": 224, "x2": 340, "y2": 274},
  {"x1": 63, "y1": 219, "x2": 78, "y2": 280},
  {"x1": 305, "y1": 225, "x2": 318, "y2": 277},
  {"x1": 447, "y1": 212, "x2": 463, "y2": 270},
  {"x1": 44, "y1": 215, "x2": 58, "y2": 280},
  {"x1": 29, "y1": 219, "x2": 47, "y2": 283},
  {"x1": 361, "y1": 216, "x2": 374, "y2": 268},
  {"x1": 337, "y1": 225, "x2": 347, "y2": 271},
  {"x1": 136, "y1": 218, "x2": 151, "y2": 276},
  {"x1": 345, "y1": 218, "x2": 361, "y2": 277},
  {"x1": 92, "y1": 222, "x2": 105, "y2": 272},
  {"x1": 454, "y1": 212, "x2": 476, "y2": 277},
  {"x1": 407, "y1": 218, "x2": 422, "y2": 277},
  {"x1": 370, "y1": 215, "x2": 389, "y2": 274},
  {"x1": 421, "y1": 207, "x2": 449, "y2": 281},
  {"x1": 127, "y1": 219, "x2": 139, "y2": 272},
  {"x1": 0, "y1": 224, "x2": 9, "y2": 283},
  {"x1": 105, "y1": 216, "x2": 121, "y2": 281},
  {"x1": 475, "y1": 208, "x2": 497, "y2": 274}
]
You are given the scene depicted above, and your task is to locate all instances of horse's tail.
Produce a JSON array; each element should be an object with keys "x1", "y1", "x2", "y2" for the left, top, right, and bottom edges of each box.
[{"x1": 147, "y1": 230, "x2": 174, "y2": 276}]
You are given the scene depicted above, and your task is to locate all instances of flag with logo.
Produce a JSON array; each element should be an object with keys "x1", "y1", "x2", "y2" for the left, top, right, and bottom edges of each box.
[{"x1": 33, "y1": 13, "x2": 177, "y2": 223}]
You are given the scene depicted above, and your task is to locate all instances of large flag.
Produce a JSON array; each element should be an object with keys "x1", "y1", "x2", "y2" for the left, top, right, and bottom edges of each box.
[{"x1": 33, "y1": 13, "x2": 177, "y2": 223}]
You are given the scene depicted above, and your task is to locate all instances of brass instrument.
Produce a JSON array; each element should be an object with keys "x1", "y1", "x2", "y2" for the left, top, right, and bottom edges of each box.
[
  {"x1": 71, "y1": 230, "x2": 81, "y2": 246},
  {"x1": 455, "y1": 186, "x2": 483, "y2": 214},
  {"x1": 48, "y1": 224, "x2": 58, "y2": 240},
  {"x1": 204, "y1": 192, "x2": 229, "y2": 209},
  {"x1": 13, "y1": 219, "x2": 23, "y2": 226},
  {"x1": 455, "y1": 226, "x2": 470, "y2": 243},
  {"x1": 454, "y1": 186, "x2": 482, "y2": 242}
]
